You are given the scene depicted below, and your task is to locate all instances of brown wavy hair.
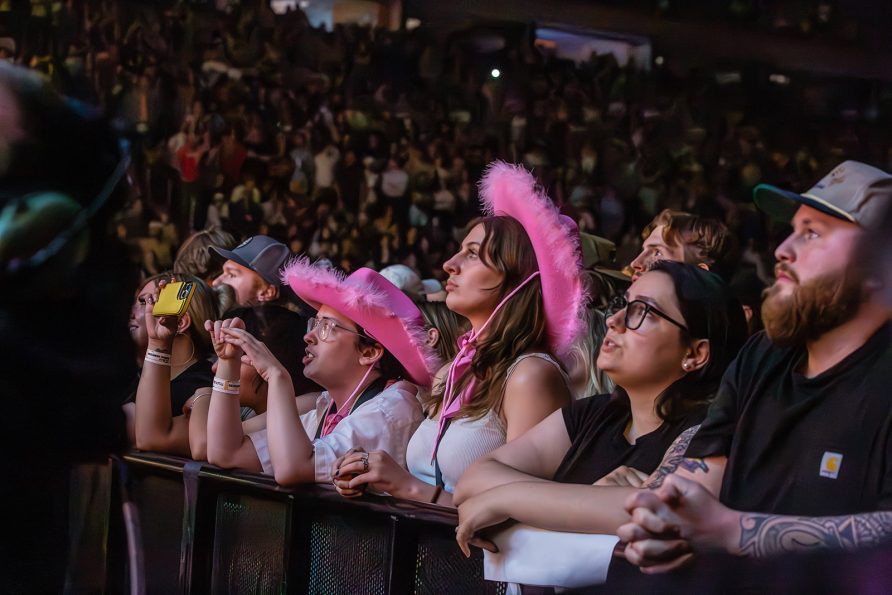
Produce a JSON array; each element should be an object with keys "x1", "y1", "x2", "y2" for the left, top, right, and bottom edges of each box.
[
  {"x1": 643, "y1": 209, "x2": 737, "y2": 278},
  {"x1": 433, "y1": 216, "x2": 553, "y2": 421}
]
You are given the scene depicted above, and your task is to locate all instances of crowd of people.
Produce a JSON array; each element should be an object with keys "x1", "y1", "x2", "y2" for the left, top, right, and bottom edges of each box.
[
  {"x1": 5, "y1": 0, "x2": 892, "y2": 296},
  {"x1": 3, "y1": 1, "x2": 892, "y2": 592},
  {"x1": 122, "y1": 154, "x2": 892, "y2": 589}
]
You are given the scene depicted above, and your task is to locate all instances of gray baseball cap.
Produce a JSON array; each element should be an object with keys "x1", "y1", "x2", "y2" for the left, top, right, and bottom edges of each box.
[
  {"x1": 208, "y1": 235, "x2": 290, "y2": 285},
  {"x1": 753, "y1": 160, "x2": 892, "y2": 229}
]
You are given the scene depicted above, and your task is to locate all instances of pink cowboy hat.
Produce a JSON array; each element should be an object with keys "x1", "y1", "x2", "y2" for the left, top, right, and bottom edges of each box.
[
  {"x1": 479, "y1": 161, "x2": 587, "y2": 356},
  {"x1": 282, "y1": 258, "x2": 437, "y2": 387}
]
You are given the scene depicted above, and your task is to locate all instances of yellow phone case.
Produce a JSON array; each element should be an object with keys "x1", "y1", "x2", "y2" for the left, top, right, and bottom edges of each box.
[{"x1": 153, "y1": 281, "x2": 195, "y2": 317}]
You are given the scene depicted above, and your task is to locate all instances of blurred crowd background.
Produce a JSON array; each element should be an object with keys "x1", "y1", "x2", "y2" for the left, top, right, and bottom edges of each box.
[{"x1": 2, "y1": 0, "x2": 891, "y2": 288}]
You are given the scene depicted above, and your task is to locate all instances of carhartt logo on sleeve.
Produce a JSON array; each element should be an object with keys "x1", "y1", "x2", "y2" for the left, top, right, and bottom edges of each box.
[{"x1": 820, "y1": 452, "x2": 843, "y2": 479}]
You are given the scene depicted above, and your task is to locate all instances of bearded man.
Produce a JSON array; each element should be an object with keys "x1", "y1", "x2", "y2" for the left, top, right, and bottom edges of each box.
[{"x1": 616, "y1": 161, "x2": 892, "y2": 572}]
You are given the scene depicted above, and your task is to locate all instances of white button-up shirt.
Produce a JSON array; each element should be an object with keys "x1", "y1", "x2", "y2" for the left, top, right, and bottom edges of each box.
[{"x1": 248, "y1": 380, "x2": 424, "y2": 482}]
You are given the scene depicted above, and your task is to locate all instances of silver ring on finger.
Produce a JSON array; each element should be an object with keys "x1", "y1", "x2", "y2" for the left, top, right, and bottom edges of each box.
[{"x1": 362, "y1": 455, "x2": 369, "y2": 473}]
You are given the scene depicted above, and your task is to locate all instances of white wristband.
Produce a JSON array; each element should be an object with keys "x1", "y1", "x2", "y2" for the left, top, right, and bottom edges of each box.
[
  {"x1": 144, "y1": 349, "x2": 171, "y2": 367},
  {"x1": 213, "y1": 377, "x2": 241, "y2": 395}
]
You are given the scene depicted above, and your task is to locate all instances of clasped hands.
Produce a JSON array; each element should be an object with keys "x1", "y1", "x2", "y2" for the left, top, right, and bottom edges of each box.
[
  {"x1": 618, "y1": 474, "x2": 742, "y2": 573},
  {"x1": 204, "y1": 317, "x2": 287, "y2": 382}
]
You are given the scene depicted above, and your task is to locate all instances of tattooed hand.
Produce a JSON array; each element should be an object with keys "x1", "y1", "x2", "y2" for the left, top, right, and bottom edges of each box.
[
  {"x1": 619, "y1": 474, "x2": 892, "y2": 569},
  {"x1": 617, "y1": 474, "x2": 741, "y2": 573}
]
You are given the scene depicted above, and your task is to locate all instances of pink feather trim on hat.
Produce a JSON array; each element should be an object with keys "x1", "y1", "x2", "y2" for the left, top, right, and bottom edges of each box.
[
  {"x1": 280, "y1": 256, "x2": 343, "y2": 293},
  {"x1": 478, "y1": 161, "x2": 588, "y2": 356},
  {"x1": 281, "y1": 257, "x2": 440, "y2": 386}
]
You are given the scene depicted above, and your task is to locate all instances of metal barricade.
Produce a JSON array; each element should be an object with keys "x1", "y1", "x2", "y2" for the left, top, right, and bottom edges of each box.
[{"x1": 107, "y1": 452, "x2": 506, "y2": 595}]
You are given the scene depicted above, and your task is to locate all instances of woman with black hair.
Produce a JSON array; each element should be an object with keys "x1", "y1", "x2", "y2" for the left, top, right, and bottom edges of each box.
[{"x1": 452, "y1": 261, "x2": 748, "y2": 552}]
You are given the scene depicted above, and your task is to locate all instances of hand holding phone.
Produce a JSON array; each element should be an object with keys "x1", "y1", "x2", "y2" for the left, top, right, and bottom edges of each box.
[{"x1": 152, "y1": 281, "x2": 195, "y2": 318}]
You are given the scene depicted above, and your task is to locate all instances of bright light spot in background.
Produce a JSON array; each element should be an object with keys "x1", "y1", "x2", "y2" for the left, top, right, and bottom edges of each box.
[
  {"x1": 298, "y1": 0, "x2": 309, "y2": 7},
  {"x1": 715, "y1": 71, "x2": 742, "y2": 85},
  {"x1": 406, "y1": 18, "x2": 422, "y2": 31},
  {"x1": 491, "y1": 68, "x2": 501, "y2": 78},
  {"x1": 654, "y1": 55, "x2": 664, "y2": 66},
  {"x1": 769, "y1": 73, "x2": 791, "y2": 86}
]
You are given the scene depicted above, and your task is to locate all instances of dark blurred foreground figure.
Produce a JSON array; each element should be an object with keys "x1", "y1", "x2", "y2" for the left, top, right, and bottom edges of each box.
[{"x1": 0, "y1": 63, "x2": 136, "y2": 593}]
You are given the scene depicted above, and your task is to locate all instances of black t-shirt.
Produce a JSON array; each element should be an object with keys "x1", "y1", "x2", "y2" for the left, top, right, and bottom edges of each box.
[
  {"x1": 170, "y1": 358, "x2": 214, "y2": 413},
  {"x1": 553, "y1": 393, "x2": 708, "y2": 484},
  {"x1": 686, "y1": 326, "x2": 892, "y2": 516}
]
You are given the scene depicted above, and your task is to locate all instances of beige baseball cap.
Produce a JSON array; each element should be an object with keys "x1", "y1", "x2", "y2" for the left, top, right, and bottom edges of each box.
[{"x1": 753, "y1": 160, "x2": 892, "y2": 229}]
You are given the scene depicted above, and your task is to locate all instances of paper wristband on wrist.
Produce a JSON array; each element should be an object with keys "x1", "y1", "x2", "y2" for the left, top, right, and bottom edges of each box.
[
  {"x1": 144, "y1": 349, "x2": 171, "y2": 366},
  {"x1": 212, "y1": 377, "x2": 241, "y2": 395}
]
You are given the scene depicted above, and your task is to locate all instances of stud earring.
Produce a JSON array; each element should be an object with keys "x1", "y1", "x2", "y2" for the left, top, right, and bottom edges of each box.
[{"x1": 682, "y1": 362, "x2": 691, "y2": 370}]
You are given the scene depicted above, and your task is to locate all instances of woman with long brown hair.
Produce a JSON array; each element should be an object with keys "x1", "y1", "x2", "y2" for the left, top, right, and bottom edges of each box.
[{"x1": 333, "y1": 162, "x2": 587, "y2": 506}]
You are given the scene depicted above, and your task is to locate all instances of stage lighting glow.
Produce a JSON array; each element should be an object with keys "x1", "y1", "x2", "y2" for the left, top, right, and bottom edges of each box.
[{"x1": 491, "y1": 68, "x2": 501, "y2": 78}]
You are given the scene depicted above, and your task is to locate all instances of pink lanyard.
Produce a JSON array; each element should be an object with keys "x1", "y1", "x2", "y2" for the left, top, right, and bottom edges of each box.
[
  {"x1": 319, "y1": 365, "x2": 376, "y2": 437},
  {"x1": 430, "y1": 271, "x2": 541, "y2": 461}
]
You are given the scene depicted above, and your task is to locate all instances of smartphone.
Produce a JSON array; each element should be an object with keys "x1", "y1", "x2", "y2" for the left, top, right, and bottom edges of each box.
[{"x1": 153, "y1": 281, "x2": 195, "y2": 317}]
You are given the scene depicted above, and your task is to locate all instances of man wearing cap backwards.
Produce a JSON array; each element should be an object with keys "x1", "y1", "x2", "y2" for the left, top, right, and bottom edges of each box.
[
  {"x1": 209, "y1": 234, "x2": 290, "y2": 308},
  {"x1": 203, "y1": 260, "x2": 436, "y2": 485},
  {"x1": 618, "y1": 161, "x2": 892, "y2": 572}
]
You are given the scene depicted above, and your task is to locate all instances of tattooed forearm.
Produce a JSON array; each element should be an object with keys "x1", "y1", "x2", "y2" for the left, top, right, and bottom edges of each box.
[
  {"x1": 737, "y1": 512, "x2": 892, "y2": 558},
  {"x1": 643, "y1": 425, "x2": 707, "y2": 489}
]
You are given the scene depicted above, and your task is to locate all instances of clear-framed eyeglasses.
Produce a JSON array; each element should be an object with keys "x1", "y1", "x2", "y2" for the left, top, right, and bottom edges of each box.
[
  {"x1": 306, "y1": 316, "x2": 367, "y2": 342},
  {"x1": 605, "y1": 296, "x2": 688, "y2": 332}
]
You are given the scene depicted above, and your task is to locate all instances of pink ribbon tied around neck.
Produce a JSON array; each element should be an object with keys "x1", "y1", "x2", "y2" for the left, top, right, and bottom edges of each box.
[{"x1": 430, "y1": 271, "x2": 541, "y2": 462}]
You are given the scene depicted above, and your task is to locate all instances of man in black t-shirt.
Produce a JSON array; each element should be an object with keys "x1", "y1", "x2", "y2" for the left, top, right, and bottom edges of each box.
[{"x1": 618, "y1": 161, "x2": 892, "y2": 570}]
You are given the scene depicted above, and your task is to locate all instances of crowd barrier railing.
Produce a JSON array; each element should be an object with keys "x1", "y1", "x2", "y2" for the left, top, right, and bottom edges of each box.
[{"x1": 106, "y1": 452, "x2": 507, "y2": 595}]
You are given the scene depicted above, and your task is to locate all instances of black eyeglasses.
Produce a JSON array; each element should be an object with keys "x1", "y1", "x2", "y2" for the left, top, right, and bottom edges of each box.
[{"x1": 606, "y1": 296, "x2": 688, "y2": 331}]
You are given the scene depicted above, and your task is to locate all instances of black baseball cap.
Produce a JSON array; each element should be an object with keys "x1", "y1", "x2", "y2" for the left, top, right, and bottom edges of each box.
[{"x1": 209, "y1": 235, "x2": 290, "y2": 285}]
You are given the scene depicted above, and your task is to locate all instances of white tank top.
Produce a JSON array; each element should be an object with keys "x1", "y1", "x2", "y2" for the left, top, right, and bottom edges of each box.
[{"x1": 405, "y1": 352, "x2": 566, "y2": 493}]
